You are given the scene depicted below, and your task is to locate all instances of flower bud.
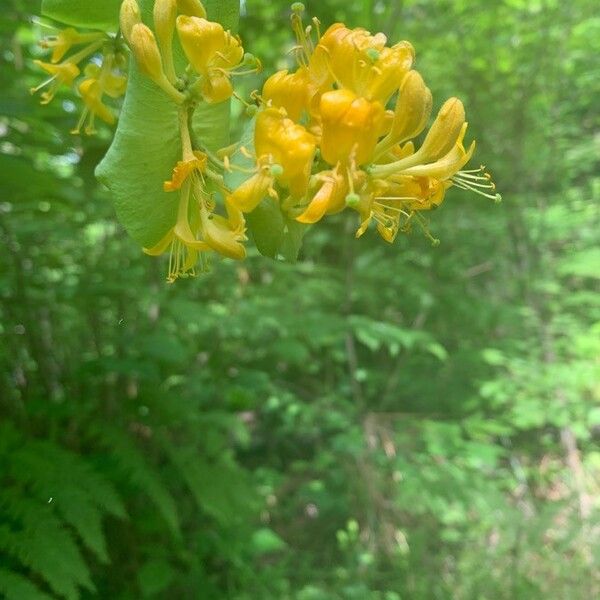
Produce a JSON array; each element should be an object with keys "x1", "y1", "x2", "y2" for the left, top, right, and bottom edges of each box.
[
  {"x1": 418, "y1": 97, "x2": 465, "y2": 162},
  {"x1": 176, "y1": 0, "x2": 207, "y2": 18},
  {"x1": 120, "y1": 0, "x2": 141, "y2": 45},
  {"x1": 388, "y1": 70, "x2": 432, "y2": 145},
  {"x1": 153, "y1": 0, "x2": 177, "y2": 80},
  {"x1": 129, "y1": 23, "x2": 165, "y2": 82}
]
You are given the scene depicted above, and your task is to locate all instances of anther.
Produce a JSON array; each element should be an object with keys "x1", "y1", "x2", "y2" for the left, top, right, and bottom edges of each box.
[
  {"x1": 270, "y1": 164, "x2": 284, "y2": 177},
  {"x1": 366, "y1": 48, "x2": 380, "y2": 63}
]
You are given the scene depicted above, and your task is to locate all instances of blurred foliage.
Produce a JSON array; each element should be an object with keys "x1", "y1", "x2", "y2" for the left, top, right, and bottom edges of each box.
[{"x1": 1, "y1": 0, "x2": 599, "y2": 598}]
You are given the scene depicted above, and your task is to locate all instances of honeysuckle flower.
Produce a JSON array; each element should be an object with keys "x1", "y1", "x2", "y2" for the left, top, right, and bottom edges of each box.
[
  {"x1": 129, "y1": 23, "x2": 183, "y2": 99},
  {"x1": 153, "y1": 0, "x2": 178, "y2": 82},
  {"x1": 369, "y1": 98, "x2": 467, "y2": 178},
  {"x1": 319, "y1": 89, "x2": 385, "y2": 166},
  {"x1": 147, "y1": 145, "x2": 246, "y2": 281},
  {"x1": 164, "y1": 151, "x2": 208, "y2": 191},
  {"x1": 375, "y1": 70, "x2": 432, "y2": 158},
  {"x1": 32, "y1": 24, "x2": 127, "y2": 135},
  {"x1": 83, "y1": 63, "x2": 127, "y2": 98},
  {"x1": 272, "y1": 7, "x2": 501, "y2": 242},
  {"x1": 176, "y1": 15, "x2": 244, "y2": 103},
  {"x1": 262, "y1": 68, "x2": 313, "y2": 122},
  {"x1": 119, "y1": 0, "x2": 142, "y2": 44},
  {"x1": 228, "y1": 160, "x2": 278, "y2": 213},
  {"x1": 315, "y1": 24, "x2": 414, "y2": 104},
  {"x1": 77, "y1": 78, "x2": 115, "y2": 130},
  {"x1": 255, "y1": 108, "x2": 316, "y2": 196},
  {"x1": 295, "y1": 167, "x2": 349, "y2": 224},
  {"x1": 72, "y1": 53, "x2": 127, "y2": 134},
  {"x1": 352, "y1": 121, "x2": 498, "y2": 243},
  {"x1": 31, "y1": 60, "x2": 80, "y2": 104},
  {"x1": 229, "y1": 107, "x2": 316, "y2": 212},
  {"x1": 39, "y1": 27, "x2": 104, "y2": 64},
  {"x1": 176, "y1": 0, "x2": 206, "y2": 18}
]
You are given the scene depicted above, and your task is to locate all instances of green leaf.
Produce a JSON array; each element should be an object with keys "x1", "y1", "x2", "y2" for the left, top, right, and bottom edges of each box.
[
  {"x1": 0, "y1": 569, "x2": 53, "y2": 600},
  {"x1": 246, "y1": 198, "x2": 286, "y2": 259},
  {"x1": 41, "y1": 0, "x2": 122, "y2": 31},
  {"x1": 558, "y1": 247, "x2": 600, "y2": 279},
  {"x1": 251, "y1": 528, "x2": 287, "y2": 555},
  {"x1": 96, "y1": 0, "x2": 239, "y2": 248},
  {"x1": 138, "y1": 559, "x2": 175, "y2": 598},
  {"x1": 280, "y1": 218, "x2": 308, "y2": 262}
]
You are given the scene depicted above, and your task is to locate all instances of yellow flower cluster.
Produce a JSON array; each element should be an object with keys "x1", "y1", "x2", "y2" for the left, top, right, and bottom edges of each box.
[
  {"x1": 36, "y1": 0, "x2": 498, "y2": 281},
  {"x1": 121, "y1": 0, "x2": 252, "y2": 281},
  {"x1": 120, "y1": 0, "x2": 258, "y2": 105},
  {"x1": 32, "y1": 26, "x2": 127, "y2": 134},
  {"x1": 229, "y1": 4, "x2": 500, "y2": 244}
]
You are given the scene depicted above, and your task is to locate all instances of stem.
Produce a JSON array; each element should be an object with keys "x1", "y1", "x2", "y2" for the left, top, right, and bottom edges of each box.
[{"x1": 178, "y1": 106, "x2": 195, "y2": 160}]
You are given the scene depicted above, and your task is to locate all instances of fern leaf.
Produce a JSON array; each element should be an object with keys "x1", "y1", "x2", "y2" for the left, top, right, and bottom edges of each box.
[
  {"x1": 90, "y1": 426, "x2": 181, "y2": 540},
  {"x1": 0, "y1": 493, "x2": 94, "y2": 600},
  {"x1": 0, "y1": 568, "x2": 53, "y2": 600},
  {"x1": 7, "y1": 439, "x2": 126, "y2": 562}
]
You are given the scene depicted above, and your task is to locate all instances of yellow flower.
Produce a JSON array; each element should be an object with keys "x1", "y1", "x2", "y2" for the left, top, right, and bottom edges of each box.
[
  {"x1": 153, "y1": 0, "x2": 178, "y2": 82},
  {"x1": 77, "y1": 78, "x2": 115, "y2": 131},
  {"x1": 146, "y1": 151, "x2": 246, "y2": 281},
  {"x1": 176, "y1": 15, "x2": 244, "y2": 103},
  {"x1": 375, "y1": 70, "x2": 432, "y2": 158},
  {"x1": 72, "y1": 53, "x2": 127, "y2": 135},
  {"x1": 39, "y1": 27, "x2": 104, "y2": 64},
  {"x1": 32, "y1": 27, "x2": 127, "y2": 135},
  {"x1": 119, "y1": 0, "x2": 142, "y2": 44},
  {"x1": 83, "y1": 63, "x2": 127, "y2": 98},
  {"x1": 163, "y1": 151, "x2": 208, "y2": 191},
  {"x1": 319, "y1": 88, "x2": 385, "y2": 166},
  {"x1": 262, "y1": 68, "x2": 312, "y2": 122},
  {"x1": 353, "y1": 121, "x2": 498, "y2": 242},
  {"x1": 230, "y1": 108, "x2": 316, "y2": 213},
  {"x1": 228, "y1": 163, "x2": 277, "y2": 213},
  {"x1": 176, "y1": 0, "x2": 206, "y2": 18},
  {"x1": 199, "y1": 202, "x2": 246, "y2": 260},
  {"x1": 314, "y1": 24, "x2": 414, "y2": 103},
  {"x1": 255, "y1": 108, "x2": 316, "y2": 196},
  {"x1": 30, "y1": 60, "x2": 80, "y2": 104},
  {"x1": 369, "y1": 98, "x2": 467, "y2": 177},
  {"x1": 129, "y1": 23, "x2": 166, "y2": 83},
  {"x1": 296, "y1": 167, "x2": 348, "y2": 224}
]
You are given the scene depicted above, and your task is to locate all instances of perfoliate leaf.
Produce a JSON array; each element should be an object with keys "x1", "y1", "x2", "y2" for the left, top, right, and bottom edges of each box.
[
  {"x1": 41, "y1": 0, "x2": 122, "y2": 31},
  {"x1": 246, "y1": 199, "x2": 285, "y2": 259},
  {"x1": 280, "y1": 218, "x2": 308, "y2": 263},
  {"x1": 96, "y1": 0, "x2": 238, "y2": 248}
]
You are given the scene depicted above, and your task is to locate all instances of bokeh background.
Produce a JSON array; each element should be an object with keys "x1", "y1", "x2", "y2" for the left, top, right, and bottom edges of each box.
[{"x1": 1, "y1": 0, "x2": 599, "y2": 598}]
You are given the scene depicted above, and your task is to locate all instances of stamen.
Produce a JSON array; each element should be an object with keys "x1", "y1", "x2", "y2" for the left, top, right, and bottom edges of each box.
[
  {"x1": 451, "y1": 166, "x2": 501, "y2": 202},
  {"x1": 312, "y1": 17, "x2": 321, "y2": 40},
  {"x1": 413, "y1": 212, "x2": 440, "y2": 245}
]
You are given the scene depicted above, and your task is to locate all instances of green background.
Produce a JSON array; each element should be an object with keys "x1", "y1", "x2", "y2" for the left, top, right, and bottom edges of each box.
[{"x1": 0, "y1": 0, "x2": 599, "y2": 598}]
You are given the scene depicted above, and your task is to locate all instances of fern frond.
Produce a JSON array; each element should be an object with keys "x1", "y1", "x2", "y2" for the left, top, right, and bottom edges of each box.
[
  {"x1": 90, "y1": 426, "x2": 181, "y2": 540},
  {"x1": 7, "y1": 437, "x2": 126, "y2": 562},
  {"x1": 0, "y1": 492, "x2": 94, "y2": 600},
  {"x1": 0, "y1": 568, "x2": 53, "y2": 600},
  {"x1": 164, "y1": 443, "x2": 257, "y2": 525}
]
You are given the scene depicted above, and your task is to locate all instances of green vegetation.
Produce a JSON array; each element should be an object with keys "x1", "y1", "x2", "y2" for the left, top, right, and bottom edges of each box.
[{"x1": 0, "y1": 0, "x2": 599, "y2": 598}]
